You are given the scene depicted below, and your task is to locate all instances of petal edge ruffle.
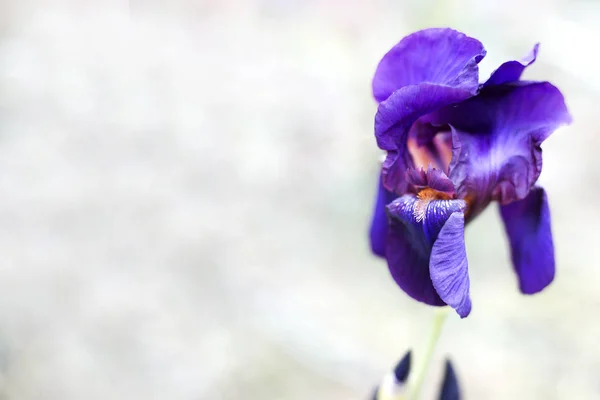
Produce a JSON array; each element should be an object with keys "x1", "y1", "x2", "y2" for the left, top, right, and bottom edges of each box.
[
  {"x1": 483, "y1": 43, "x2": 539, "y2": 87},
  {"x1": 373, "y1": 28, "x2": 486, "y2": 103},
  {"x1": 429, "y1": 82, "x2": 571, "y2": 215}
]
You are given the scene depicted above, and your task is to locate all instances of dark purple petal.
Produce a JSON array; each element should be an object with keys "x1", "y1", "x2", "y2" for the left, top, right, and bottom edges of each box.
[
  {"x1": 432, "y1": 82, "x2": 571, "y2": 213},
  {"x1": 386, "y1": 195, "x2": 466, "y2": 306},
  {"x1": 430, "y1": 212, "x2": 471, "y2": 318},
  {"x1": 369, "y1": 173, "x2": 398, "y2": 258},
  {"x1": 439, "y1": 360, "x2": 461, "y2": 400},
  {"x1": 373, "y1": 28, "x2": 486, "y2": 103},
  {"x1": 500, "y1": 187, "x2": 555, "y2": 294},
  {"x1": 483, "y1": 43, "x2": 539, "y2": 87},
  {"x1": 387, "y1": 208, "x2": 444, "y2": 306},
  {"x1": 376, "y1": 84, "x2": 479, "y2": 193}
]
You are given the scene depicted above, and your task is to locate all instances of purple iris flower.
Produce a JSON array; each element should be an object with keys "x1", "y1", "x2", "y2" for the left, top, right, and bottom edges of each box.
[{"x1": 368, "y1": 28, "x2": 571, "y2": 318}]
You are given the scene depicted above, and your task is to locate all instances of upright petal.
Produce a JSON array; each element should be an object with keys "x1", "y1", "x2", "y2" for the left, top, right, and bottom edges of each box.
[
  {"x1": 483, "y1": 43, "x2": 539, "y2": 87},
  {"x1": 386, "y1": 194, "x2": 467, "y2": 307},
  {"x1": 373, "y1": 28, "x2": 486, "y2": 193},
  {"x1": 373, "y1": 28, "x2": 486, "y2": 103},
  {"x1": 500, "y1": 187, "x2": 555, "y2": 294},
  {"x1": 431, "y1": 82, "x2": 571, "y2": 216},
  {"x1": 430, "y1": 212, "x2": 471, "y2": 318},
  {"x1": 369, "y1": 173, "x2": 398, "y2": 257}
]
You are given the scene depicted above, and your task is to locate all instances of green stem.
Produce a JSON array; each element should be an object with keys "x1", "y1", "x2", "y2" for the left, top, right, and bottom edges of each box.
[{"x1": 405, "y1": 308, "x2": 449, "y2": 400}]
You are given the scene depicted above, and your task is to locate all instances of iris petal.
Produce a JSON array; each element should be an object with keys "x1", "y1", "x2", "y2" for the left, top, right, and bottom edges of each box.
[
  {"x1": 387, "y1": 199, "x2": 443, "y2": 306},
  {"x1": 369, "y1": 173, "x2": 398, "y2": 258},
  {"x1": 372, "y1": 28, "x2": 486, "y2": 103},
  {"x1": 386, "y1": 195, "x2": 466, "y2": 307},
  {"x1": 483, "y1": 43, "x2": 539, "y2": 87},
  {"x1": 431, "y1": 82, "x2": 571, "y2": 215},
  {"x1": 373, "y1": 28, "x2": 486, "y2": 193},
  {"x1": 430, "y1": 212, "x2": 471, "y2": 318},
  {"x1": 500, "y1": 187, "x2": 555, "y2": 294}
]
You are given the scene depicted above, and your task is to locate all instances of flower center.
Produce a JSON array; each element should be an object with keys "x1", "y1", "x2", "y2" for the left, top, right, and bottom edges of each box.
[
  {"x1": 414, "y1": 188, "x2": 453, "y2": 222},
  {"x1": 407, "y1": 132, "x2": 453, "y2": 173}
]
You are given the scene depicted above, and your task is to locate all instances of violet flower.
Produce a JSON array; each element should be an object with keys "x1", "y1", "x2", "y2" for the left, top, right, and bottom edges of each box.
[{"x1": 368, "y1": 28, "x2": 571, "y2": 317}]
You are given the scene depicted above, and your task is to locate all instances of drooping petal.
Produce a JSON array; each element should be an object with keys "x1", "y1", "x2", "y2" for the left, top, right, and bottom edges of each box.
[
  {"x1": 483, "y1": 43, "x2": 539, "y2": 87},
  {"x1": 373, "y1": 28, "x2": 486, "y2": 103},
  {"x1": 373, "y1": 28, "x2": 486, "y2": 193},
  {"x1": 369, "y1": 173, "x2": 398, "y2": 257},
  {"x1": 430, "y1": 212, "x2": 471, "y2": 318},
  {"x1": 386, "y1": 194, "x2": 467, "y2": 307},
  {"x1": 439, "y1": 361, "x2": 461, "y2": 400},
  {"x1": 387, "y1": 206, "x2": 444, "y2": 306},
  {"x1": 431, "y1": 82, "x2": 571, "y2": 216},
  {"x1": 499, "y1": 187, "x2": 555, "y2": 294}
]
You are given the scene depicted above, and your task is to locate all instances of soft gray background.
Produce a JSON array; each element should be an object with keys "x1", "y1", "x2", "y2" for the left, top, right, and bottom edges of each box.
[{"x1": 0, "y1": 0, "x2": 596, "y2": 399}]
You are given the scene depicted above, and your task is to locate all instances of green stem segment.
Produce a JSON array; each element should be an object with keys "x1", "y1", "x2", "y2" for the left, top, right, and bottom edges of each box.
[{"x1": 405, "y1": 308, "x2": 450, "y2": 400}]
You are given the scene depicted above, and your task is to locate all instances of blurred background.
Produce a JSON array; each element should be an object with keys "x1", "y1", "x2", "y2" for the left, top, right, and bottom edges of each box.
[{"x1": 0, "y1": 0, "x2": 596, "y2": 399}]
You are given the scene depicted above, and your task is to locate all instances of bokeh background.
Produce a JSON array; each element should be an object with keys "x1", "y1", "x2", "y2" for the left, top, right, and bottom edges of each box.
[{"x1": 0, "y1": 0, "x2": 596, "y2": 399}]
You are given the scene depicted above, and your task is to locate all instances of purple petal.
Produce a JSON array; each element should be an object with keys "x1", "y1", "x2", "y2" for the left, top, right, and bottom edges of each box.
[
  {"x1": 500, "y1": 187, "x2": 555, "y2": 294},
  {"x1": 433, "y1": 82, "x2": 571, "y2": 214},
  {"x1": 376, "y1": 84, "x2": 479, "y2": 193},
  {"x1": 387, "y1": 214, "x2": 444, "y2": 306},
  {"x1": 483, "y1": 43, "x2": 539, "y2": 87},
  {"x1": 373, "y1": 28, "x2": 486, "y2": 103},
  {"x1": 386, "y1": 194, "x2": 466, "y2": 307},
  {"x1": 369, "y1": 173, "x2": 398, "y2": 258},
  {"x1": 430, "y1": 212, "x2": 472, "y2": 318}
]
